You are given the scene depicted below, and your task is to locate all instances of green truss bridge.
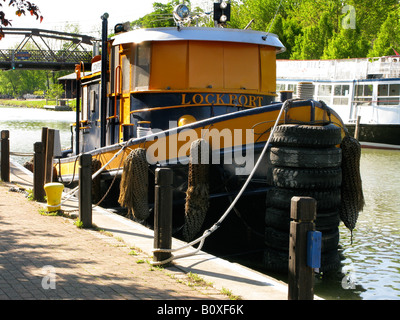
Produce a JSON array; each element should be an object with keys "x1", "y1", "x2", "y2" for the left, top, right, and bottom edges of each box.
[{"x1": 0, "y1": 28, "x2": 99, "y2": 71}]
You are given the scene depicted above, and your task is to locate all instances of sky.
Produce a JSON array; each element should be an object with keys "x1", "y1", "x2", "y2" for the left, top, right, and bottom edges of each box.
[{"x1": 0, "y1": 0, "x2": 177, "y2": 48}]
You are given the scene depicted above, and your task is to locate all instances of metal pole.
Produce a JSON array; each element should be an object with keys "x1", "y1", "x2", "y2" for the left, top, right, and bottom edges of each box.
[
  {"x1": 100, "y1": 13, "x2": 109, "y2": 148},
  {"x1": 75, "y1": 76, "x2": 81, "y2": 155}
]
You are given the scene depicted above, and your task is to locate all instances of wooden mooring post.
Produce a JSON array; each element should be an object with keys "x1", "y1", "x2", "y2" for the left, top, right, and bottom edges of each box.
[
  {"x1": 354, "y1": 115, "x2": 361, "y2": 140},
  {"x1": 288, "y1": 196, "x2": 317, "y2": 300},
  {"x1": 153, "y1": 168, "x2": 173, "y2": 265},
  {"x1": 79, "y1": 154, "x2": 92, "y2": 228},
  {"x1": 33, "y1": 142, "x2": 45, "y2": 202},
  {"x1": 44, "y1": 128, "x2": 55, "y2": 184},
  {"x1": 1, "y1": 130, "x2": 10, "y2": 182}
]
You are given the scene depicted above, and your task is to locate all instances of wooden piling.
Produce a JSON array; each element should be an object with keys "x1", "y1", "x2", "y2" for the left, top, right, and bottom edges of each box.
[
  {"x1": 79, "y1": 154, "x2": 92, "y2": 228},
  {"x1": 153, "y1": 168, "x2": 173, "y2": 264},
  {"x1": 33, "y1": 142, "x2": 45, "y2": 202},
  {"x1": 354, "y1": 115, "x2": 361, "y2": 140},
  {"x1": 1, "y1": 130, "x2": 10, "y2": 182},
  {"x1": 288, "y1": 196, "x2": 316, "y2": 300},
  {"x1": 44, "y1": 128, "x2": 55, "y2": 184}
]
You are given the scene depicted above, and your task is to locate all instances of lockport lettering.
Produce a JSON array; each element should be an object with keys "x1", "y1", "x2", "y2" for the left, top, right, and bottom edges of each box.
[{"x1": 181, "y1": 93, "x2": 264, "y2": 108}]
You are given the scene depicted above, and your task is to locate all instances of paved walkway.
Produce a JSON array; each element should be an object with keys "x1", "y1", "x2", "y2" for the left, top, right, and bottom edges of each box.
[
  {"x1": 0, "y1": 181, "x2": 226, "y2": 300},
  {"x1": 0, "y1": 161, "x2": 292, "y2": 301}
]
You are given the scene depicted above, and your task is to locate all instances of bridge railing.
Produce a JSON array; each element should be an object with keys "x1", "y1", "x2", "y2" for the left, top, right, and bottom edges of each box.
[{"x1": 0, "y1": 49, "x2": 92, "y2": 64}]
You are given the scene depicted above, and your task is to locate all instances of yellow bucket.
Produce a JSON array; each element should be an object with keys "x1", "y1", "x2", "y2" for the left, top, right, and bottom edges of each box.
[{"x1": 44, "y1": 183, "x2": 64, "y2": 212}]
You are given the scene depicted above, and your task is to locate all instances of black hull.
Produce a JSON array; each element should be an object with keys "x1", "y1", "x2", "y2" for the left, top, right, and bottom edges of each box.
[{"x1": 346, "y1": 124, "x2": 400, "y2": 150}]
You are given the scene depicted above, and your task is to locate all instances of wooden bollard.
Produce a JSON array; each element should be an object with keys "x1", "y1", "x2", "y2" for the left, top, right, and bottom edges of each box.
[
  {"x1": 288, "y1": 196, "x2": 316, "y2": 300},
  {"x1": 79, "y1": 154, "x2": 92, "y2": 228},
  {"x1": 44, "y1": 128, "x2": 55, "y2": 184},
  {"x1": 1, "y1": 130, "x2": 10, "y2": 182},
  {"x1": 33, "y1": 142, "x2": 45, "y2": 202},
  {"x1": 354, "y1": 115, "x2": 361, "y2": 140},
  {"x1": 153, "y1": 168, "x2": 173, "y2": 264}
]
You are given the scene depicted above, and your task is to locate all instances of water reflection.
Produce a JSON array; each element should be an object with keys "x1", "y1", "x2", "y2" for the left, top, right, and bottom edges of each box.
[{"x1": 332, "y1": 149, "x2": 400, "y2": 300}]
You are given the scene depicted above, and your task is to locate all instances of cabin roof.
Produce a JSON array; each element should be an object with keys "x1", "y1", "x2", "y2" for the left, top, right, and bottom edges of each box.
[{"x1": 111, "y1": 27, "x2": 286, "y2": 53}]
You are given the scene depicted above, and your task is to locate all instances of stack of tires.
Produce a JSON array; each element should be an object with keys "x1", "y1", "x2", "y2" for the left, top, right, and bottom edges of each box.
[{"x1": 264, "y1": 123, "x2": 343, "y2": 273}]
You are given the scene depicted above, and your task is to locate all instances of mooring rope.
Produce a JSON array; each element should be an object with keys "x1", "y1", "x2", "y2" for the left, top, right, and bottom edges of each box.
[
  {"x1": 151, "y1": 100, "x2": 291, "y2": 265},
  {"x1": 10, "y1": 151, "x2": 34, "y2": 157},
  {"x1": 59, "y1": 142, "x2": 129, "y2": 205}
]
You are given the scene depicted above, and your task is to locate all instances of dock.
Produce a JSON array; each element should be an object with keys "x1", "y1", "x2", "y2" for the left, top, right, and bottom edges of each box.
[{"x1": 6, "y1": 160, "x2": 293, "y2": 300}]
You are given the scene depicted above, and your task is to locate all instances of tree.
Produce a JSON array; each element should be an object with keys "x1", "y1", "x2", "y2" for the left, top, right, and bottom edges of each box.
[
  {"x1": 131, "y1": 1, "x2": 182, "y2": 29},
  {"x1": 0, "y1": 0, "x2": 43, "y2": 39},
  {"x1": 368, "y1": 9, "x2": 400, "y2": 57},
  {"x1": 129, "y1": 0, "x2": 400, "y2": 60},
  {"x1": 322, "y1": 27, "x2": 370, "y2": 59}
]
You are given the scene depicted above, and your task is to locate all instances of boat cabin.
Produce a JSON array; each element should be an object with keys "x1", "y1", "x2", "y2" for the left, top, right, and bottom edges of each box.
[{"x1": 74, "y1": 27, "x2": 285, "y2": 155}]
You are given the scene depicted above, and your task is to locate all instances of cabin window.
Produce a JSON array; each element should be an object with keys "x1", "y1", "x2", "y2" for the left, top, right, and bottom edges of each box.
[
  {"x1": 89, "y1": 90, "x2": 96, "y2": 113},
  {"x1": 354, "y1": 84, "x2": 373, "y2": 106},
  {"x1": 121, "y1": 55, "x2": 130, "y2": 93},
  {"x1": 333, "y1": 85, "x2": 350, "y2": 105},
  {"x1": 287, "y1": 84, "x2": 297, "y2": 95},
  {"x1": 276, "y1": 83, "x2": 285, "y2": 92},
  {"x1": 110, "y1": 45, "x2": 120, "y2": 94},
  {"x1": 317, "y1": 85, "x2": 332, "y2": 104},
  {"x1": 133, "y1": 42, "x2": 151, "y2": 90},
  {"x1": 378, "y1": 84, "x2": 400, "y2": 106},
  {"x1": 82, "y1": 86, "x2": 88, "y2": 121}
]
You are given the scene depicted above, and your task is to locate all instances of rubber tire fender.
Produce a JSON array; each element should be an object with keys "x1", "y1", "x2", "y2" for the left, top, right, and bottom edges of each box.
[
  {"x1": 269, "y1": 146, "x2": 342, "y2": 168},
  {"x1": 272, "y1": 167, "x2": 342, "y2": 189},
  {"x1": 266, "y1": 187, "x2": 341, "y2": 211},
  {"x1": 264, "y1": 227, "x2": 339, "y2": 253},
  {"x1": 271, "y1": 123, "x2": 342, "y2": 148},
  {"x1": 265, "y1": 206, "x2": 340, "y2": 231}
]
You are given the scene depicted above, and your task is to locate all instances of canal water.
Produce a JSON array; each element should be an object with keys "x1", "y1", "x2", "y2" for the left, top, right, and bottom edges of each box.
[
  {"x1": 0, "y1": 106, "x2": 75, "y2": 164},
  {"x1": 1, "y1": 106, "x2": 399, "y2": 300}
]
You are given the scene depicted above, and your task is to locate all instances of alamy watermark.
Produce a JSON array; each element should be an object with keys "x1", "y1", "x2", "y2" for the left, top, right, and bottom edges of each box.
[
  {"x1": 143, "y1": 121, "x2": 255, "y2": 175},
  {"x1": 342, "y1": 5, "x2": 356, "y2": 29},
  {"x1": 341, "y1": 263, "x2": 358, "y2": 290},
  {"x1": 41, "y1": 265, "x2": 56, "y2": 290}
]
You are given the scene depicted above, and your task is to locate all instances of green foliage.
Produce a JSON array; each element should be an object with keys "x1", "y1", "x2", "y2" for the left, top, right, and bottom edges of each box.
[
  {"x1": 368, "y1": 8, "x2": 400, "y2": 58},
  {"x1": 132, "y1": 0, "x2": 399, "y2": 59},
  {"x1": 227, "y1": 0, "x2": 400, "y2": 59},
  {"x1": 45, "y1": 83, "x2": 64, "y2": 99},
  {"x1": 131, "y1": 0, "x2": 182, "y2": 28},
  {"x1": 0, "y1": 69, "x2": 68, "y2": 98}
]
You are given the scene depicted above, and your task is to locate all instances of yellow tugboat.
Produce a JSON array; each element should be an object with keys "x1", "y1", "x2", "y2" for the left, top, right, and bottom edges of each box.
[{"x1": 54, "y1": 3, "x2": 354, "y2": 272}]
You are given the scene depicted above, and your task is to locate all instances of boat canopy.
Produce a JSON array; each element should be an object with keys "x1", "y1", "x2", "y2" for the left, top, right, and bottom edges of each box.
[{"x1": 111, "y1": 27, "x2": 286, "y2": 53}]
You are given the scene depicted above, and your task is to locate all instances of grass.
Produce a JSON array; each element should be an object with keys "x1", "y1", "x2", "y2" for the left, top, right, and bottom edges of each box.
[
  {"x1": 221, "y1": 287, "x2": 241, "y2": 300},
  {"x1": 0, "y1": 98, "x2": 77, "y2": 110}
]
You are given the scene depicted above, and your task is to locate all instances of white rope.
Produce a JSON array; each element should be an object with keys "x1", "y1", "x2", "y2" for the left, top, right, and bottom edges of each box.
[
  {"x1": 10, "y1": 152, "x2": 34, "y2": 157},
  {"x1": 60, "y1": 142, "x2": 129, "y2": 204},
  {"x1": 151, "y1": 100, "x2": 290, "y2": 265}
]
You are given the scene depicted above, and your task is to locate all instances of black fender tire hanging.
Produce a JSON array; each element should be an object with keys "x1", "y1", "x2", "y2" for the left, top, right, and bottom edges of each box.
[{"x1": 270, "y1": 123, "x2": 342, "y2": 148}]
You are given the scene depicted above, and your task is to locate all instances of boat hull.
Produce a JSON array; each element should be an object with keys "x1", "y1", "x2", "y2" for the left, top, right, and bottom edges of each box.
[{"x1": 346, "y1": 123, "x2": 400, "y2": 150}]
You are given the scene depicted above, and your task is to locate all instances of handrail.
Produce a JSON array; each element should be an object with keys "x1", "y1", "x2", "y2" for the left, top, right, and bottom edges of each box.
[{"x1": 112, "y1": 65, "x2": 122, "y2": 121}]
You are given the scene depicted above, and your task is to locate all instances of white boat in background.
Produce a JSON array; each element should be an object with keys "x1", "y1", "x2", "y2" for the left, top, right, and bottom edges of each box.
[{"x1": 276, "y1": 56, "x2": 400, "y2": 150}]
